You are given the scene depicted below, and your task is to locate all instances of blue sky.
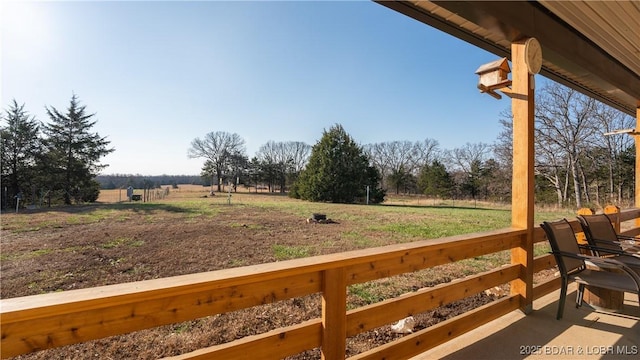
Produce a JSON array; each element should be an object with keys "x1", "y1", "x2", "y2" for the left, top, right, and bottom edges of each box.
[{"x1": 2, "y1": 0, "x2": 516, "y2": 176}]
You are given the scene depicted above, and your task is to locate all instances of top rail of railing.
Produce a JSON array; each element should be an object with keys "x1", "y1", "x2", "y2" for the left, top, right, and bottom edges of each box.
[{"x1": 2, "y1": 207, "x2": 639, "y2": 359}]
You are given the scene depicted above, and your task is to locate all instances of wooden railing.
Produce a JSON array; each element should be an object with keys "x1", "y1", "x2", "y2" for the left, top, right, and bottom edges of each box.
[{"x1": 3, "y1": 208, "x2": 639, "y2": 359}]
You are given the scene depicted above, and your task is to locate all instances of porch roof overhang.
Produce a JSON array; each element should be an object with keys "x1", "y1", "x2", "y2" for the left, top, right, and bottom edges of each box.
[{"x1": 376, "y1": 1, "x2": 640, "y2": 116}]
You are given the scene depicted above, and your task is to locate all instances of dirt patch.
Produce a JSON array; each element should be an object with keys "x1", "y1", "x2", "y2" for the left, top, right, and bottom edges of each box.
[
  {"x1": 2, "y1": 205, "x2": 352, "y2": 296},
  {"x1": 2, "y1": 192, "x2": 550, "y2": 359}
]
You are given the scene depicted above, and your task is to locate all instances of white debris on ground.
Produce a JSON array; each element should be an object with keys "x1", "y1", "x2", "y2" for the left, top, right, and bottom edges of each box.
[
  {"x1": 390, "y1": 316, "x2": 416, "y2": 334},
  {"x1": 483, "y1": 286, "x2": 508, "y2": 297}
]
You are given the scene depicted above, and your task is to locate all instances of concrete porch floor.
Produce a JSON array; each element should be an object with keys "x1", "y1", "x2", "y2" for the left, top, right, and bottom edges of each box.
[{"x1": 413, "y1": 284, "x2": 639, "y2": 359}]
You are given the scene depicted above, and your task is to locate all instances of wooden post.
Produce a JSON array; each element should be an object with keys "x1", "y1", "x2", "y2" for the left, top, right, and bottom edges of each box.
[
  {"x1": 510, "y1": 38, "x2": 535, "y2": 314},
  {"x1": 576, "y1": 207, "x2": 594, "y2": 245},
  {"x1": 604, "y1": 205, "x2": 621, "y2": 232},
  {"x1": 636, "y1": 102, "x2": 640, "y2": 226},
  {"x1": 321, "y1": 268, "x2": 346, "y2": 360}
]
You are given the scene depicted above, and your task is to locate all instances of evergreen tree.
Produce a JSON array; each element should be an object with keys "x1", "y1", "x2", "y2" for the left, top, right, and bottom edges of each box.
[
  {"x1": 462, "y1": 159, "x2": 484, "y2": 201},
  {"x1": 617, "y1": 145, "x2": 635, "y2": 201},
  {"x1": 387, "y1": 165, "x2": 411, "y2": 195},
  {"x1": 418, "y1": 160, "x2": 452, "y2": 199},
  {"x1": 292, "y1": 124, "x2": 385, "y2": 203},
  {"x1": 482, "y1": 158, "x2": 510, "y2": 202},
  {"x1": 42, "y1": 94, "x2": 114, "y2": 205},
  {"x1": 0, "y1": 100, "x2": 41, "y2": 208},
  {"x1": 224, "y1": 152, "x2": 250, "y2": 191}
]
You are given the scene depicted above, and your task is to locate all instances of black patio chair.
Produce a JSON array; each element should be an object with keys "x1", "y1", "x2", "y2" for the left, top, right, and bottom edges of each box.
[
  {"x1": 541, "y1": 219, "x2": 640, "y2": 320},
  {"x1": 577, "y1": 214, "x2": 640, "y2": 270}
]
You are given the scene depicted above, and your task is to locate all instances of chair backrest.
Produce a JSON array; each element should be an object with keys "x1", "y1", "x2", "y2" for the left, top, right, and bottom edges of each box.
[
  {"x1": 577, "y1": 214, "x2": 624, "y2": 253},
  {"x1": 541, "y1": 219, "x2": 585, "y2": 275}
]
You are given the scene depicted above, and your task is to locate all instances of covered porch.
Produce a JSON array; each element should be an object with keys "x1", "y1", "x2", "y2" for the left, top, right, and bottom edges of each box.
[
  {"x1": 414, "y1": 286, "x2": 639, "y2": 359},
  {"x1": 2, "y1": 1, "x2": 640, "y2": 359}
]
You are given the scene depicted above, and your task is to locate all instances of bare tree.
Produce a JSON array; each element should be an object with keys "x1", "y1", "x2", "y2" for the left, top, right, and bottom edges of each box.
[
  {"x1": 256, "y1": 141, "x2": 310, "y2": 192},
  {"x1": 366, "y1": 140, "x2": 439, "y2": 194},
  {"x1": 411, "y1": 138, "x2": 441, "y2": 171},
  {"x1": 365, "y1": 139, "x2": 441, "y2": 194},
  {"x1": 444, "y1": 142, "x2": 492, "y2": 202},
  {"x1": 284, "y1": 141, "x2": 311, "y2": 174},
  {"x1": 364, "y1": 143, "x2": 390, "y2": 189},
  {"x1": 188, "y1": 131, "x2": 246, "y2": 192},
  {"x1": 590, "y1": 102, "x2": 635, "y2": 204},
  {"x1": 446, "y1": 142, "x2": 491, "y2": 174},
  {"x1": 384, "y1": 141, "x2": 415, "y2": 194},
  {"x1": 487, "y1": 86, "x2": 634, "y2": 207},
  {"x1": 535, "y1": 131, "x2": 569, "y2": 206},
  {"x1": 536, "y1": 83, "x2": 596, "y2": 208},
  {"x1": 493, "y1": 110, "x2": 513, "y2": 166},
  {"x1": 498, "y1": 107, "x2": 568, "y2": 206},
  {"x1": 256, "y1": 140, "x2": 287, "y2": 192}
]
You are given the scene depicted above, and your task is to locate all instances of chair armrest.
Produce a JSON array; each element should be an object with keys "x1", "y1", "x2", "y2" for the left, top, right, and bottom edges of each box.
[
  {"x1": 552, "y1": 250, "x2": 624, "y2": 269},
  {"x1": 551, "y1": 251, "x2": 640, "y2": 285},
  {"x1": 581, "y1": 244, "x2": 640, "y2": 259},
  {"x1": 615, "y1": 234, "x2": 637, "y2": 241},
  {"x1": 589, "y1": 238, "x2": 640, "y2": 256},
  {"x1": 614, "y1": 236, "x2": 640, "y2": 252},
  {"x1": 593, "y1": 235, "x2": 639, "y2": 247},
  {"x1": 591, "y1": 237, "x2": 625, "y2": 246}
]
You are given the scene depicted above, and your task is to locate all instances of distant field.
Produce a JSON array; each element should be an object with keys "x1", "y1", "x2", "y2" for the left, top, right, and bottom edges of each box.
[
  {"x1": 1, "y1": 186, "x2": 574, "y2": 359},
  {"x1": 97, "y1": 184, "x2": 208, "y2": 202},
  {"x1": 97, "y1": 184, "x2": 289, "y2": 202}
]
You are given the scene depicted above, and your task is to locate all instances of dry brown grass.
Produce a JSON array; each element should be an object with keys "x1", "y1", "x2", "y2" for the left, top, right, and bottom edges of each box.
[{"x1": 2, "y1": 187, "x2": 564, "y2": 359}]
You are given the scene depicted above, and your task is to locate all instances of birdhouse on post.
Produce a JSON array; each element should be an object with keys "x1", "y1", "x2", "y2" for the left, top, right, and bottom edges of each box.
[{"x1": 475, "y1": 57, "x2": 512, "y2": 99}]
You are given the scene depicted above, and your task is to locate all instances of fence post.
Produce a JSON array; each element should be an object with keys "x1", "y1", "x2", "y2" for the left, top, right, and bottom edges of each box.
[
  {"x1": 576, "y1": 207, "x2": 594, "y2": 244},
  {"x1": 321, "y1": 267, "x2": 346, "y2": 360},
  {"x1": 636, "y1": 102, "x2": 640, "y2": 228},
  {"x1": 604, "y1": 205, "x2": 621, "y2": 232},
  {"x1": 510, "y1": 38, "x2": 536, "y2": 314}
]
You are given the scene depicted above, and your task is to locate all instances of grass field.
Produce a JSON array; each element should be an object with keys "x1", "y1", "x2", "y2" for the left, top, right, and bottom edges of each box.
[{"x1": 1, "y1": 186, "x2": 575, "y2": 359}]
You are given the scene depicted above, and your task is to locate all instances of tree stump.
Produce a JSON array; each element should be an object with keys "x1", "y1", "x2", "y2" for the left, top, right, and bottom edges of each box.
[
  {"x1": 583, "y1": 266, "x2": 624, "y2": 311},
  {"x1": 583, "y1": 285, "x2": 624, "y2": 312},
  {"x1": 311, "y1": 213, "x2": 327, "y2": 221},
  {"x1": 577, "y1": 206, "x2": 624, "y2": 312}
]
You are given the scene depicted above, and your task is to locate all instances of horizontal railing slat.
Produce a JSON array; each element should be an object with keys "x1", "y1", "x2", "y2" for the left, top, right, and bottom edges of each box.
[
  {"x1": 345, "y1": 229, "x2": 524, "y2": 284},
  {"x1": 618, "y1": 208, "x2": 640, "y2": 222},
  {"x1": 1, "y1": 228, "x2": 521, "y2": 358},
  {"x1": 1, "y1": 272, "x2": 323, "y2": 358},
  {"x1": 0, "y1": 224, "x2": 585, "y2": 359},
  {"x1": 346, "y1": 264, "x2": 520, "y2": 337},
  {"x1": 348, "y1": 295, "x2": 519, "y2": 360},
  {"x1": 533, "y1": 253, "x2": 556, "y2": 273},
  {"x1": 163, "y1": 319, "x2": 322, "y2": 360},
  {"x1": 1, "y1": 233, "x2": 517, "y2": 323},
  {"x1": 533, "y1": 277, "x2": 562, "y2": 300}
]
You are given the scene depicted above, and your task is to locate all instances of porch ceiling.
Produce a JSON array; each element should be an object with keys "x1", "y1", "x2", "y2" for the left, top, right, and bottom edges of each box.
[{"x1": 376, "y1": 1, "x2": 640, "y2": 116}]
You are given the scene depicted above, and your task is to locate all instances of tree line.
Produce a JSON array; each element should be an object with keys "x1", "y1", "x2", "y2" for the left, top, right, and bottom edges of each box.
[
  {"x1": 494, "y1": 83, "x2": 635, "y2": 208},
  {"x1": 361, "y1": 83, "x2": 635, "y2": 208},
  {"x1": 184, "y1": 127, "x2": 513, "y2": 204},
  {"x1": 1, "y1": 95, "x2": 113, "y2": 208},
  {"x1": 2, "y1": 82, "x2": 634, "y2": 209},
  {"x1": 187, "y1": 134, "x2": 312, "y2": 193},
  {"x1": 95, "y1": 175, "x2": 204, "y2": 190},
  {"x1": 364, "y1": 83, "x2": 635, "y2": 208},
  {"x1": 187, "y1": 83, "x2": 635, "y2": 208}
]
